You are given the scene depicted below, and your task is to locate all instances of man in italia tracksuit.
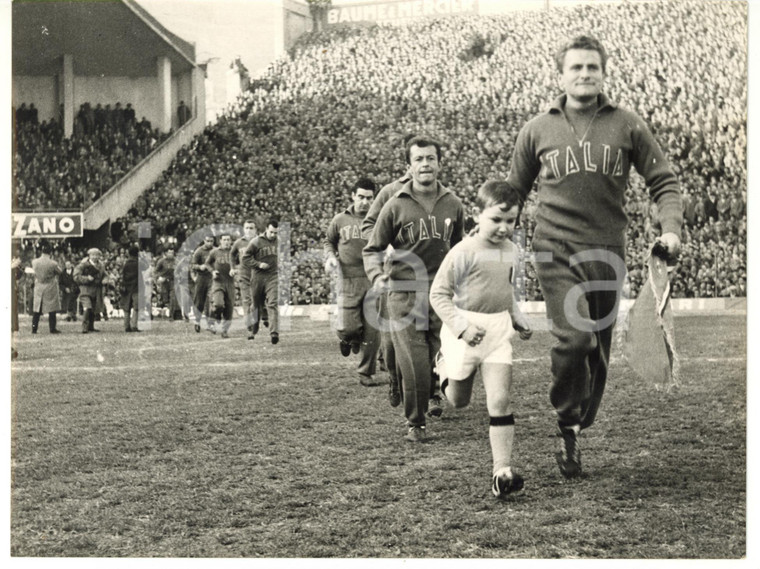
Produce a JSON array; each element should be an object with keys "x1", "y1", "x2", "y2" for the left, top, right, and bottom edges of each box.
[
  {"x1": 243, "y1": 219, "x2": 280, "y2": 344},
  {"x1": 505, "y1": 35, "x2": 682, "y2": 478},
  {"x1": 364, "y1": 136, "x2": 465, "y2": 442},
  {"x1": 324, "y1": 177, "x2": 381, "y2": 386}
]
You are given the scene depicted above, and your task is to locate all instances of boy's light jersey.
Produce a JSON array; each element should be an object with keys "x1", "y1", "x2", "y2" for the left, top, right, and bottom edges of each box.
[{"x1": 430, "y1": 234, "x2": 517, "y2": 338}]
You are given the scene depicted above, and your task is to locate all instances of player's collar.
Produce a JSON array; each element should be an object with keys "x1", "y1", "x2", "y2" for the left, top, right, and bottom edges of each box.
[
  {"x1": 548, "y1": 93, "x2": 616, "y2": 114},
  {"x1": 397, "y1": 180, "x2": 451, "y2": 201}
]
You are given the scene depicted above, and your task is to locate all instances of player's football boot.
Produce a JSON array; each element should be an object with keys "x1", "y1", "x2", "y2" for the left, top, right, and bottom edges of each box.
[
  {"x1": 405, "y1": 425, "x2": 426, "y2": 442},
  {"x1": 555, "y1": 425, "x2": 582, "y2": 479},
  {"x1": 270, "y1": 332, "x2": 279, "y2": 345},
  {"x1": 339, "y1": 341, "x2": 351, "y2": 357},
  {"x1": 351, "y1": 341, "x2": 361, "y2": 354},
  {"x1": 221, "y1": 332, "x2": 229, "y2": 339},
  {"x1": 427, "y1": 395, "x2": 443, "y2": 418},
  {"x1": 492, "y1": 467, "x2": 524, "y2": 498}
]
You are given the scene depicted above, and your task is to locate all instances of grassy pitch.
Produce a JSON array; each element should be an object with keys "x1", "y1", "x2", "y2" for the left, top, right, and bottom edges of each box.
[{"x1": 10, "y1": 313, "x2": 746, "y2": 558}]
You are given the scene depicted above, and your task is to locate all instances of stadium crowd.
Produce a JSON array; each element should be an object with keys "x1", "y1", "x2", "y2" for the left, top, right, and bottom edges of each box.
[
  {"x1": 13, "y1": 102, "x2": 168, "y2": 211},
  {"x1": 14, "y1": 0, "x2": 747, "y2": 313}
]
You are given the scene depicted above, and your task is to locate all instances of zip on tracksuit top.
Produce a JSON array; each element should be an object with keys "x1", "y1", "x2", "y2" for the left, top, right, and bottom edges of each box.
[
  {"x1": 363, "y1": 181, "x2": 465, "y2": 284},
  {"x1": 506, "y1": 93, "x2": 683, "y2": 247},
  {"x1": 324, "y1": 204, "x2": 369, "y2": 279}
]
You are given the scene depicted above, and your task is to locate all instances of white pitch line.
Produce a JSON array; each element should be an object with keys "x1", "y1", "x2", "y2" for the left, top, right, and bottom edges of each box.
[
  {"x1": 512, "y1": 356, "x2": 745, "y2": 364},
  {"x1": 11, "y1": 355, "x2": 745, "y2": 374},
  {"x1": 11, "y1": 359, "x2": 342, "y2": 373}
]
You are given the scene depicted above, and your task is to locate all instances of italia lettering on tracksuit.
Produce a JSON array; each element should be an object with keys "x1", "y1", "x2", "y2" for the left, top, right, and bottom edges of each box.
[{"x1": 363, "y1": 181, "x2": 465, "y2": 284}]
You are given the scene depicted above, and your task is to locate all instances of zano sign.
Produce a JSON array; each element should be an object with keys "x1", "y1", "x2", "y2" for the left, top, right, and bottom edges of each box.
[{"x1": 12, "y1": 212, "x2": 84, "y2": 239}]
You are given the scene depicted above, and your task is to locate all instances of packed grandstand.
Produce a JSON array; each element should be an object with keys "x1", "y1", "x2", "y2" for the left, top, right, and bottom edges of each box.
[{"x1": 12, "y1": 0, "x2": 747, "y2": 313}]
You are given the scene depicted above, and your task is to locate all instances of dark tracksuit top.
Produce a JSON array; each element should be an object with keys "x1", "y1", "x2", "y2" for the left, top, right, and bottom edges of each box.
[
  {"x1": 191, "y1": 245, "x2": 213, "y2": 282},
  {"x1": 363, "y1": 181, "x2": 465, "y2": 284},
  {"x1": 230, "y1": 236, "x2": 252, "y2": 281},
  {"x1": 506, "y1": 93, "x2": 682, "y2": 246},
  {"x1": 243, "y1": 235, "x2": 278, "y2": 279},
  {"x1": 360, "y1": 172, "x2": 412, "y2": 239},
  {"x1": 324, "y1": 204, "x2": 370, "y2": 279}
]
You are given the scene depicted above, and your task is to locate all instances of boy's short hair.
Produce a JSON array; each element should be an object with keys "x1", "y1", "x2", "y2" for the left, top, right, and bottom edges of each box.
[{"x1": 476, "y1": 180, "x2": 523, "y2": 213}]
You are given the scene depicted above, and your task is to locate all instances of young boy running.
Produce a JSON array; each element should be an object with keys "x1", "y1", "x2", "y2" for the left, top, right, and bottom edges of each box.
[{"x1": 430, "y1": 180, "x2": 532, "y2": 499}]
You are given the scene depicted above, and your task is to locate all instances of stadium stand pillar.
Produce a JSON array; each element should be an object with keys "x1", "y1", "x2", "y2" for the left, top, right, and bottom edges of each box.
[
  {"x1": 61, "y1": 54, "x2": 74, "y2": 138},
  {"x1": 157, "y1": 56, "x2": 172, "y2": 133}
]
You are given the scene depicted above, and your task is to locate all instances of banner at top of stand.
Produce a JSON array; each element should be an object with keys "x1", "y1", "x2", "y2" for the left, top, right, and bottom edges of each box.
[
  {"x1": 327, "y1": 0, "x2": 479, "y2": 25},
  {"x1": 12, "y1": 212, "x2": 84, "y2": 239}
]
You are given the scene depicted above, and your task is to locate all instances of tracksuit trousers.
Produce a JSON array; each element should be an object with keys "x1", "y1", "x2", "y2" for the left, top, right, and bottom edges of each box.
[
  {"x1": 336, "y1": 276, "x2": 379, "y2": 377},
  {"x1": 388, "y1": 289, "x2": 441, "y2": 428},
  {"x1": 532, "y1": 237, "x2": 625, "y2": 430},
  {"x1": 251, "y1": 273, "x2": 278, "y2": 335}
]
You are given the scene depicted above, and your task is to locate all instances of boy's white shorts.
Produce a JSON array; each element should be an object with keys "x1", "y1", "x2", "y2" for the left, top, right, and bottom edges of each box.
[{"x1": 440, "y1": 309, "x2": 515, "y2": 380}]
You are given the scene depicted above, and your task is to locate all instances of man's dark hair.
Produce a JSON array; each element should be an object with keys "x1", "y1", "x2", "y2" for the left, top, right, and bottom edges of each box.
[
  {"x1": 38, "y1": 240, "x2": 52, "y2": 254},
  {"x1": 476, "y1": 180, "x2": 524, "y2": 214},
  {"x1": 352, "y1": 177, "x2": 376, "y2": 194},
  {"x1": 555, "y1": 35, "x2": 608, "y2": 74},
  {"x1": 402, "y1": 132, "x2": 419, "y2": 146},
  {"x1": 405, "y1": 135, "x2": 442, "y2": 164},
  {"x1": 128, "y1": 245, "x2": 139, "y2": 257},
  {"x1": 267, "y1": 218, "x2": 279, "y2": 229}
]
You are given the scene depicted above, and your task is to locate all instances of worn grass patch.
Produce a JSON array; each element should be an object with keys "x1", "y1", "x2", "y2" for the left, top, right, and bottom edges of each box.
[{"x1": 10, "y1": 313, "x2": 746, "y2": 558}]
